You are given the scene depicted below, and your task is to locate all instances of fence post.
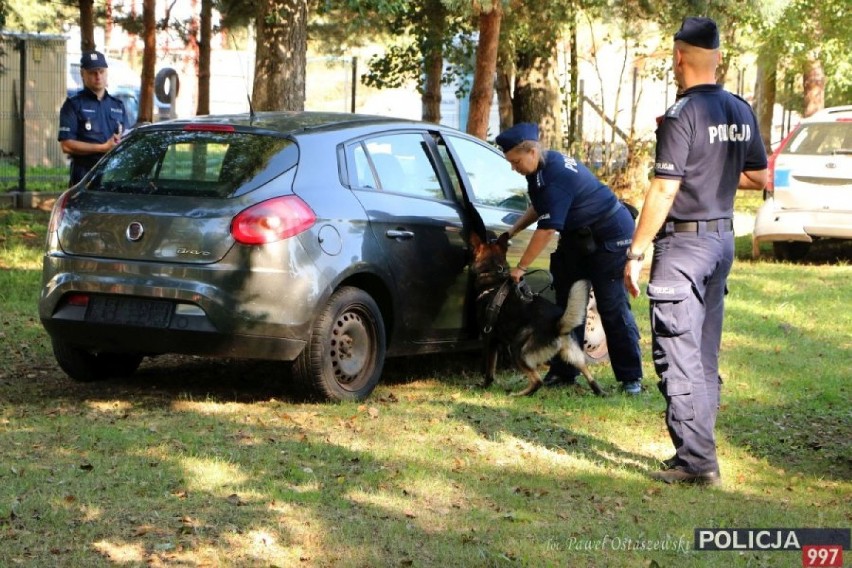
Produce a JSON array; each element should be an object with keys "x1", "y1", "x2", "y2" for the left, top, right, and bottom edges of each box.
[
  {"x1": 17, "y1": 37, "x2": 27, "y2": 195},
  {"x1": 350, "y1": 56, "x2": 357, "y2": 113}
]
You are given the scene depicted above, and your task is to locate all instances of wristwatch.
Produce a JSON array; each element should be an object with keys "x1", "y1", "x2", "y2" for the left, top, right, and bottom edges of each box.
[{"x1": 626, "y1": 249, "x2": 645, "y2": 261}]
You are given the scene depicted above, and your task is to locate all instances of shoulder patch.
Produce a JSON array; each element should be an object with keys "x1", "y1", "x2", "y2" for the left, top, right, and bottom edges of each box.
[{"x1": 665, "y1": 95, "x2": 693, "y2": 119}]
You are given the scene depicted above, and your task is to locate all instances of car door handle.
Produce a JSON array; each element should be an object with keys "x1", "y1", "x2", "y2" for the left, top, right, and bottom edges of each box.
[{"x1": 385, "y1": 229, "x2": 415, "y2": 240}]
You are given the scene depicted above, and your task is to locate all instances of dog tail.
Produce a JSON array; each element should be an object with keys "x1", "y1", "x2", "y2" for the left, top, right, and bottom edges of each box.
[{"x1": 559, "y1": 280, "x2": 591, "y2": 336}]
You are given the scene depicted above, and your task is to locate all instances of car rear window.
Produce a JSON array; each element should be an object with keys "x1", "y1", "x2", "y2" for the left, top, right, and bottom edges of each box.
[
  {"x1": 783, "y1": 122, "x2": 852, "y2": 155},
  {"x1": 85, "y1": 129, "x2": 298, "y2": 197}
]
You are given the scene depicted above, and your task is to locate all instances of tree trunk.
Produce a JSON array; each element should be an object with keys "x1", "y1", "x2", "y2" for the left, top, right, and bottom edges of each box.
[
  {"x1": 252, "y1": 0, "x2": 308, "y2": 111},
  {"x1": 197, "y1": 0, "x2": 213, "y2": 116},
  {"x1": 186, "y1": 0, "x2": 201, "y2": 116},
  {"x1": 754, "y1": 49, "x2": 777, "y2": 151},
  {"x1": 137, "y1": 0, "x2": 156, "y2": 124},
  {"x1": 495, "y1": 52, "x2": 513, "y2": 131},
  {"x1": 127, "y1": 2, "x2": 138, "y2": 67},
  {"x1": 78, "y1": 0, "x2": 95, "y2": 52},
  {"x1": 466, "y1": 2, "x2": 501, "y2": 140},
  {"x1": 105, "y1": 0, "x2": 113, "y2": 50},
  {"x1": 566, "y1": 13, "x2": 579, "y2": 151},
  {"x1": 513, "y1": 45, "x2": 563, "y2": 150},
  {"x1": 420, "y1": 0, "x2": 445, "y2": 124},
  {"x1": 802, "y1": 51, "x2": 825, "y2": 118}
]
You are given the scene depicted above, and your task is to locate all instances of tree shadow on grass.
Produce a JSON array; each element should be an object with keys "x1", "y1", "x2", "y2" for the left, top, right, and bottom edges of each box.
[{"x1": 449, "y1": 400, "x2": 659, "y2": 478}]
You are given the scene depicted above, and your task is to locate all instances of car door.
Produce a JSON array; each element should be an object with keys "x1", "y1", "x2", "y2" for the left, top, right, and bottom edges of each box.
[
  {"x1": 438, "y1": 133, "x2": 558, "y2": 299},
  {"x1": 346, "y1": 131, "x2": 472, "y2": 350}
]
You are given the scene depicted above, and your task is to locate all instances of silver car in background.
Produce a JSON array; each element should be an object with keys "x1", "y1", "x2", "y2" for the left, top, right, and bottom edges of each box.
[{"x1": 753, "y1": 105, "x2": 852, "y2": 261}]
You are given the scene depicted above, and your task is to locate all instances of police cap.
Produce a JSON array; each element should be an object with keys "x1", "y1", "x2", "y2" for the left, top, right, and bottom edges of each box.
[
  {"x1": 81, "y1": 51, "x2": 109, "y2": 70},
  {"x1": 495, "y1": 123, "x2": 539, "y2": 153},
  {"x1": 674, "y1": 17, "x2": 720, "y2": 49}
]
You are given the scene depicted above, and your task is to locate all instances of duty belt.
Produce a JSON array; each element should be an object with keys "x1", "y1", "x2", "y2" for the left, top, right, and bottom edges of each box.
[{"x1": 658, "y1": 218, "x2": 733, "y2": 237}]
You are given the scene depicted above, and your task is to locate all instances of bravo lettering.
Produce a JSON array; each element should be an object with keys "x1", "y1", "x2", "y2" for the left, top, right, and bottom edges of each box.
[{"x1": 708, "y1": 123, "x2": 752, "y2": 143}]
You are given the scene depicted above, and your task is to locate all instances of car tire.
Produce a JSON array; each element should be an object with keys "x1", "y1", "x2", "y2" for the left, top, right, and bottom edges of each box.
[
  {"x1": 293, "y1": 287, "x2": 386, "y2": 402},
  {"x1": 773, "y1": 241, "x2": 810, "y2": 262},
  {"x1": 154, "y1": 67, "x2": 180, "y2": 104},
  {"x1": 52, "y1": 338, "x2": 143, "y2": 382}
]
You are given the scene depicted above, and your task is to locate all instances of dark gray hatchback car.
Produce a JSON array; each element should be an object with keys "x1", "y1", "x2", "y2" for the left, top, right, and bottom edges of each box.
[{"x1": 39, "y1": 111, "x2": 554, "y2": 401}]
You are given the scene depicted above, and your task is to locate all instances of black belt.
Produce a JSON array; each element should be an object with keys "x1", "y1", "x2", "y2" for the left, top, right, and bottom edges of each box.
[
  {"x1": 658, "y1": 218, "x2": 733, "y2": 236},
  {"x1": 590, "y1": 201, "x2": 624, "y2": 230}
]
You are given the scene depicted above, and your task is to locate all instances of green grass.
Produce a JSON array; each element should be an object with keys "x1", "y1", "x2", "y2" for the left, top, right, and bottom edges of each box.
[
  {"x1": 1, "y1": 209, "x2": 849, "y2": 567},
  {"x1": 0, "y1": 164, "x2": 67, "y2": 192}
]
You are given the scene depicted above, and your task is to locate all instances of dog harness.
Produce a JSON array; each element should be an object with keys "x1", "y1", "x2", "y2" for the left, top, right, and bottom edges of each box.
[{"x1": 479, "y1": 278, "x2": 536, "y2": 335}]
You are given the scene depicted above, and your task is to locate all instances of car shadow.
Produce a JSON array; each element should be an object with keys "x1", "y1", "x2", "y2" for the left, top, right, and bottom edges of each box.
[{"x1": 746, "y1": 237, "x2": 852, "y2": 264}]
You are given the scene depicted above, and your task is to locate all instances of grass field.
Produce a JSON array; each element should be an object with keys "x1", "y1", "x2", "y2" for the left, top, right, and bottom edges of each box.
[{"x1": 1, "y1": 206, "x2": 849, "y2": 567}]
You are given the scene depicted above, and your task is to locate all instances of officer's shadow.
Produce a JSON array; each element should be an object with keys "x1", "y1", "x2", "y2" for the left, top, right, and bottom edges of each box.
[{"x1": 450, "y1": 401, "x2": 657, "y2": 476}]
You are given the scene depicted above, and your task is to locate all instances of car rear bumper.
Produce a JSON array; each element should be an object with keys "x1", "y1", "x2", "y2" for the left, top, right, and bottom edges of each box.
[
  {"x1": 41, "y1": 317, "x2": 307, "y2": 361},
  {"x1": 38, "y1": 253, "x2": 319, "y2": 361},
  {"x1": 753, "y1": 198, "x2": 852, "y2": 242}
]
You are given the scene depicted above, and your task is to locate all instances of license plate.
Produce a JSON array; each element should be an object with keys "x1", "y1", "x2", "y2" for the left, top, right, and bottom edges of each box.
[{"x1": 86, "y1": 296, "x2": 173, "y2": 328}]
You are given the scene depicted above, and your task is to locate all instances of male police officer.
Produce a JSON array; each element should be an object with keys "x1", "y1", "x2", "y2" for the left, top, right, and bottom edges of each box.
[
  {"x1": 624, "y1": 17, "x2": 768, "y2": 485},
  {"x1": 497, "y1": 123, "x2": 644, "y2": 395},
  {"x1": 58, "y1": 50, "x2": 129, "y2": 186}
]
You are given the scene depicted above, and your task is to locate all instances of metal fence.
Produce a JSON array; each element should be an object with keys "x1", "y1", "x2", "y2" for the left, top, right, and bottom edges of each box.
[{"x1": 1, "y1": 33, "x2": 69, "y2": 194}]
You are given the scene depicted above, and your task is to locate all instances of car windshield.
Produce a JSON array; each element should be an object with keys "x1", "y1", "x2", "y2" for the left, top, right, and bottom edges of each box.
[
  {"x1": 85, "y1": 129, "x2": 297, "y2": 197},
  {"x1": 784, "y1": 122, "x2": 852, "y2": 156}
]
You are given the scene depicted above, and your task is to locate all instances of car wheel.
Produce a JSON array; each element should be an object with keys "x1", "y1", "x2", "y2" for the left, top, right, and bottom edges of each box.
[
  {"x1": 773, "y1": 241, "x2": 810, "y2": 262},
  {"x1": 293, "y1": 287, "x2": 386, "y2": 402},
  {"x1": 52, "y1": 338, "x2": 143, "y2": 382}
]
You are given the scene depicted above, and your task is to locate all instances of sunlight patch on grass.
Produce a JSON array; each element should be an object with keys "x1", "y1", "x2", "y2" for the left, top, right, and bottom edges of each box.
[
  {"x1": 180, "y1": 456, "x2": 249, "y2": 492},
  {"x1": 347, "y1": 485, "x2": 455, "y2": 534},
  {"x1": 171, "y1": 400, "x2": 251, "y2": 415},
  {"x1": 93, "y1": 540, "x2": 147, "y2": 563},
  {"x1": 86, "y1": 400, "x2": 134, "y2": 414}
]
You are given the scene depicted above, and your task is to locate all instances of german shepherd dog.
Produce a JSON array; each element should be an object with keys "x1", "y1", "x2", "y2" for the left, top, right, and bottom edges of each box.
[{"x1": 469, "y1": 232, "x2": 604, "y2": 397}]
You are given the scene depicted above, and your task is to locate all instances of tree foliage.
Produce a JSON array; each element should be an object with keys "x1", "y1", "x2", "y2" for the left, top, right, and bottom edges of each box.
[{"x1": 2, "y1": 0, "x2": 78, "y2": 33}]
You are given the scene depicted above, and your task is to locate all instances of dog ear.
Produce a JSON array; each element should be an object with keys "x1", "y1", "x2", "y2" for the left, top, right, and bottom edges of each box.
[
  {"x1": 496, "y1": 231, "x2": 510, "y2": 249},
  {"x1": 469, "y1": 231, "x2": 483, "y2": 248}
]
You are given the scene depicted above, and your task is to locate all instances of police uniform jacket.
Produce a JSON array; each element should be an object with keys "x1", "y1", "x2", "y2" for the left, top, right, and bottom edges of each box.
[
  {"x1": 654, "y1": 84, "x2": 767, "y2": 220},
  {"x1": 58, "y1": 88, "x2": 129, "y2": 172},
  {"x1": 526, "y1": 150, "x2": 620, "y2": 233}
]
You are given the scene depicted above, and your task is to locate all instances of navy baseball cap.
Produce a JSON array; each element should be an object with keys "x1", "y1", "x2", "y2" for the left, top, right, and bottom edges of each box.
[
  {"x1": 674, "y1": 17, "x2": 720, "y2": 49},
  {"x1": 80, "y1": 51, "x2": 108, "y2": 70},
  {"x1": 495, "y1": 123, "x2": 539, "y2": 152}
]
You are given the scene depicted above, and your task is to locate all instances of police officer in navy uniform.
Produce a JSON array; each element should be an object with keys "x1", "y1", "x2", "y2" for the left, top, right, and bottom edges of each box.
[
  {"x1": 58, "y1": 50, "x2": 129, "y2": 186},
  {"x1": 497, "y1": 123, "x2": 644, "y2": 395},
  {"x1": 624, "y1": 17, "x2": 768, "y2": 485}
]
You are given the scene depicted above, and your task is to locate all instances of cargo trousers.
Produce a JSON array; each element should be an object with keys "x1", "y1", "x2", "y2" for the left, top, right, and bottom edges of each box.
[{"x1": 647, "y1": 222, "x2": 735, "y2": 474}]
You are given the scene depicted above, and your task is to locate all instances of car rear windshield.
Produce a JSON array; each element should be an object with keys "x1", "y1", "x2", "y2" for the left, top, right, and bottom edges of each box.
[
  {"x1": 784, "y1": 122, "x2": 852, "y2": 155},
  {"x1": 85, "y1": 129, "x2": 298, "y2": 197}
]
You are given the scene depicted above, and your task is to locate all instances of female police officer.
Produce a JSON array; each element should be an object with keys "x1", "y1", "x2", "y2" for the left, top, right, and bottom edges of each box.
[
  {"x1": 497, "y1": 123, "x2": 644, "y2": 395},
  {"x1": 58, "y1": 51, "x2": 129, "y2": 186}
]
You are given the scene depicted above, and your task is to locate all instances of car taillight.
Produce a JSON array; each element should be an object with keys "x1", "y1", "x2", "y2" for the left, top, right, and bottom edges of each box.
[
  {"x1": 47, "y1": 190, "x2": 71, "y2": 234},
  {"x1": 766, "y1": 128, "x2": 798, "y2": 195},
  {"x1": 231, "y1": 196, "x2": 316, "y2": 245},
  {"x1": 65, "y1": 293, "x2": 90, "y2": 307},
  {"x1": 183, "y1": 124, "x2": 235, "y2": 133}
]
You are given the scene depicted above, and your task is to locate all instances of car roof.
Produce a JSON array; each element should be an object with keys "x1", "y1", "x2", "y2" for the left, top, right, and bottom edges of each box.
[
  {"x1": 801, "y1": 105, "x2": 852, "y2": 123},
  {"x1": 142, "y1": 111, "x2": 438, "y2": 137}
]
